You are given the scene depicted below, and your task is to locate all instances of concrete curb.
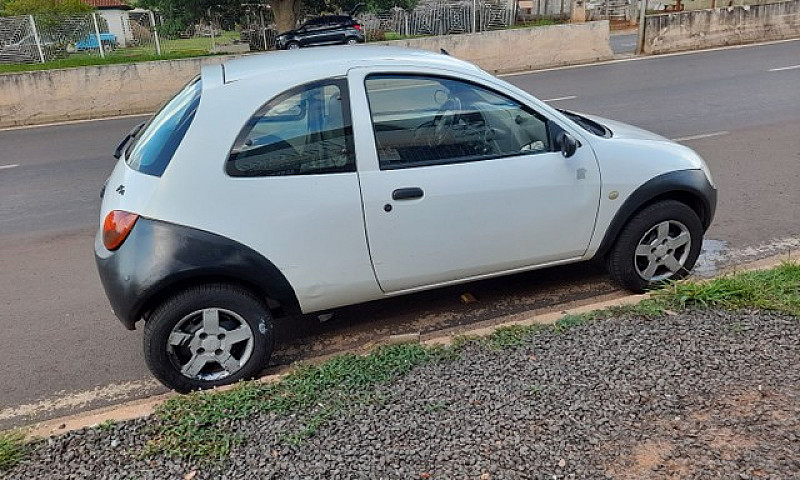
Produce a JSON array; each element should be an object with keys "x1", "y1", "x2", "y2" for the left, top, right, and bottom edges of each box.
[{"x1": 20, "y1": 248, "x2": 798, "y2": 440}]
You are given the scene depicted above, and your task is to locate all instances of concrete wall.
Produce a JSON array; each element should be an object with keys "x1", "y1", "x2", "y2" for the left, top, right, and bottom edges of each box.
[
  {"x1": 0, "y1": 55, "x2": 240, "y2": 128},
  {"x1": 643, "y1": 0, "x2": 800, "y2": 54},
  {"x1": 0, "y1": 22, "x2": 611, "y2": 128},
  {"x1": 380, "y1": 21, "x2": 612, "y2": 74}
]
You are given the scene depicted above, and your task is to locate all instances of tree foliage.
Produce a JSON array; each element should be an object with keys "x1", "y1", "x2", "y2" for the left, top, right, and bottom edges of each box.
[{"x1": 3, "y1": 0, "x2": 93, "y2": 16}]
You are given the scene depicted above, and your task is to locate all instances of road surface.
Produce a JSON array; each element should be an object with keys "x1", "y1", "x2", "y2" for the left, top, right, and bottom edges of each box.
[{"x1": 1, "y1": 40, "x2": 798, "y2": 429}]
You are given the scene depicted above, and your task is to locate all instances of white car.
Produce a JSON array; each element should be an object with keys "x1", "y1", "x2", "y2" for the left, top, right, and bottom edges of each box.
[{"x1": 96, "y1": 47, "x2": 716, "y2": 392}]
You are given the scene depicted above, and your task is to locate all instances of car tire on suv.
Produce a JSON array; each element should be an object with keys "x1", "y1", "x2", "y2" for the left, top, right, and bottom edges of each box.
[
  {"x1": 143, "y1": 283, "x2": 274, "y2": 392},
  {"x1": 286, "y1": 41, "x2": 300, "y2": 50},
  {"x1": 607, "y1": 200, "x2": 703, "y2": 293},
  {"x1": 346, "y1": 37, "x2": 359, "y2": 45}
]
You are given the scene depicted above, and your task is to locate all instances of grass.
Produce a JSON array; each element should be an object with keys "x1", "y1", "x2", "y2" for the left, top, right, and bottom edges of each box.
[
  {"x1": 0, "y1": 51, "x2": 214, "y2": 74},
  {"x1": 0, "y1": 32, "x2": 241, "y2": 74},
  {"x1": 146, "y1": 343, "x2": 451, "y2": 460},
  {"x1": 1, "y1": 262, "x2": 793, "y2": 469},
  {"x1": 654, "y1": 262, "x2": 800, "y2": 316},
  {"x1": 144, "y1": 261, "x2": 799, "y2": 461},
  {"x1": 504, "y1": 19, "x2": 562, "y2": 30},
  {"x1": 0, "y1": 431, "x2": 26, "y2": 472}
]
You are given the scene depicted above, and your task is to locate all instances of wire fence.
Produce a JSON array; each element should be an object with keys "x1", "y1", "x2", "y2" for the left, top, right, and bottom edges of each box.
[
  {"x1": 2, "y1": 0, "x2": 540, "y2": 66},
  {"x1": 356, "y1": 0, "x2": 519, "y2": 41}
]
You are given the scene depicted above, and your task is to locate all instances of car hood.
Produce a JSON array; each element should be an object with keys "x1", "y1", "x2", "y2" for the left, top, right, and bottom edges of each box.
[{"x1": 580, "y1": 113, "x2": 670, "y2": 142}]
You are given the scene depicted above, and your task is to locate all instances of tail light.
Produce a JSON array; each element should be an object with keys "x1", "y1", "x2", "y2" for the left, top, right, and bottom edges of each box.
[
  {"x1": 353, "y1": 24, "x2": 362, "y2": 31},
  {"x1": 103, "y1": 210, "x2": 139, "y2": 251}
]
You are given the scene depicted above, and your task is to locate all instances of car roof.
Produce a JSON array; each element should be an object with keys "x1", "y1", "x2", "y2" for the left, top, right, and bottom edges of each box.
[{"x1": 221, "y1": 46, "x2": 482, "y2": 84}]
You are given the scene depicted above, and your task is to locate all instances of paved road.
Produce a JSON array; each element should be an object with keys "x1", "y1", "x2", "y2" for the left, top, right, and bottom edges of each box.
[
  {"x1": 1, "y1": 40, "x2": 798, "y2": 428},
  {"x1": 610, "y1": 32, "x2": 637, "y2": 55}
]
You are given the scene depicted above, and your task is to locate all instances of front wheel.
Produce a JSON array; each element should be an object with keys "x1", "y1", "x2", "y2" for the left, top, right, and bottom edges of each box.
[
  {"x1": 607, "y1": 200, "x2": 704, "y2": 293},
  {"x1": 286, "y1": 41, "x2": 300, "y2": 50},
  {"x1": 143, "y1": 284, "x2": 274, "y2": 393}
]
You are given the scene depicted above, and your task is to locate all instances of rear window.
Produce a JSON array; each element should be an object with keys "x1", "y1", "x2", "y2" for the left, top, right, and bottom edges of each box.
[{"x1": 125, "y1": 77, "x2": 202, "y2": 176}]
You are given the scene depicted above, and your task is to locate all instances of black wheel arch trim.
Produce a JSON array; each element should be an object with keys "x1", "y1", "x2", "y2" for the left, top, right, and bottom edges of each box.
[
  {"x1": 95, "y1": 218, "x2": 300, "y2": 330},
  {"x1": 595, "y1": 169, "x2": 717, "y2": 259}
]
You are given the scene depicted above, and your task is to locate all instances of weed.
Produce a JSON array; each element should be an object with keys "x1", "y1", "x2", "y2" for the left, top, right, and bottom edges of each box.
[
  {"x1": 147, "y1": 343, "x2": 449, "y2": 460},
  {"x1": 145, "y1": 263, "x2": 798, "y2": 461},
  {"x1": 654, "y1": 262, "x2": 800, "y2": 316},
  {"x1": 97, "y1": 419, "x2": 115, "y2": 431},
  {"x1": 423, "y1": 400, "x2": 449, "y2": 413},
  {"x1": 524, "y1": 384, "x2": 543, "y2": 396},
  {"x1": 486, "y1": 324, "x2": 544, "y2": 349},
  {"x1": 0, "y1": 431, "x2": 27, "y2": 472}
]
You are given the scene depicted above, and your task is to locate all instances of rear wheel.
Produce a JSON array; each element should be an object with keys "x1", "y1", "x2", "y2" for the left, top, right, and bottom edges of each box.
[
  {"x1": 143, "y1": 284, "x2": 274, "y2": 393},
  {"x1": 345, "y1": 37, "x2": 358, "y2": 45},
  {"x1": 607, "y1": 200, "x2": 703, "y2": 292}
]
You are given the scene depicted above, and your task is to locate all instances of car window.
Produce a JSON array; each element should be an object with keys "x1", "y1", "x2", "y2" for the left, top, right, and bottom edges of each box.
[
  {"x1": 365, "y1": 74, "x2": 551, "y2": 170},
  {"x1": 125, "y1": 77, "x2": 201, "y2": 177},
  {"x1": 227, "y1": 79, "x2": 355, "y2": 177}
]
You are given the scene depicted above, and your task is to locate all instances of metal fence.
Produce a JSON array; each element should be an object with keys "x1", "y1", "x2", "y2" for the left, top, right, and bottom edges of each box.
[
  {"x1": 357, "y1": 0, "x2": 517, "y2": 41},
  {"x1": 0, "y1": 13, "x2": 112, "y2": 64},
  {"x1": 0, "y1": 10, "x2": 265, "y2": 65},
  {"x1": 2, "y1": 0, "x2": 532, "y2": 66}
]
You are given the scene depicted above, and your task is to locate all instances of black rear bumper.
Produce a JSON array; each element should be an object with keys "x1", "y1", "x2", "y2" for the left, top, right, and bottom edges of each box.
[{"x1": 95, "y1": 218, "x2": 299, "y2": 330}]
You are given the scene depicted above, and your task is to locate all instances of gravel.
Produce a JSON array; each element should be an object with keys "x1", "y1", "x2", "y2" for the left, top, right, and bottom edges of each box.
[{"x1": 7, "y1": 309, "x2": 800, "y2": 479}]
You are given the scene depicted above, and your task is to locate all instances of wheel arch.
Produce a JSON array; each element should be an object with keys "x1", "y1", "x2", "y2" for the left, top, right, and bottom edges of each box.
[
  {"x1": 96, "y1": 218, "x2": 302, "y2": 331},
  {"x1": 135, "y1": 272, "x2": 296, "y2": 330},
  {"x1": 595, "y1": 169, "x2": 717, "y2": 259}
]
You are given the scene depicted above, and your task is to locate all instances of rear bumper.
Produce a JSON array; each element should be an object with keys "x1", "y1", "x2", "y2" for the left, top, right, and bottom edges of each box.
[{"x1": 95, "y1": 217, "x2": 300, "y2": 330}]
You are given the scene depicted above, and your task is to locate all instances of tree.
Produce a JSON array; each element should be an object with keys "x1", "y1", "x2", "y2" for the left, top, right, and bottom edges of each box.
[{"x1": 3, "y1": 0, "x2": 93, "y2": 15}]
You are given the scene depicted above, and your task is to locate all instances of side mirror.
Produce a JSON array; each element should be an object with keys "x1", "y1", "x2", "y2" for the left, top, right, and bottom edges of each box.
[{"x1": 557, "y1": 132, "x2": 579, "y2": 158}]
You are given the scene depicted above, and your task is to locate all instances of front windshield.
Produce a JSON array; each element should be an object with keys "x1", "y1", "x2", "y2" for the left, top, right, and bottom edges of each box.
[{"x1": 125, "y1": 77, "x2": 202, "y2": 176}]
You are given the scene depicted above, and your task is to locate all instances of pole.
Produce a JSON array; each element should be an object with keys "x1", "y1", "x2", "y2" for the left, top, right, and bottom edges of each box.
[
  {"x1": 92, "y1": 12, "x2": 105, "y2": 59},
  {"x1": 472, "y1": 0, "x2": 477, "y2": 32},
  {"x1": 636, "y1": 0, "x2": 647, "y2": 54},
  {"x1": 259, "y1": 9, "x2": 268, "y2": 50},
  {"x1": 209, "y1": 13, "x2": 216, "y2": 52},
  {"x1": 28, "y1": 15, "x2": 45, "y2": 64},
  {"x1": 148, "y1": 10, "x2": 162, "y2": 55}
]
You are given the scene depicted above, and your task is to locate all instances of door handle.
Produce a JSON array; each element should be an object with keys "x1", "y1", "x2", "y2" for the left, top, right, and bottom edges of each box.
[{"x1": 392, "y1": 187, "x2": 424, "y2": 201}]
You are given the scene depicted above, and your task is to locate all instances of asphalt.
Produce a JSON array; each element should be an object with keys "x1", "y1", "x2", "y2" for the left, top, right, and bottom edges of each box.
[{"x1": 0, "y1": 40, "x2": 798, "y2": 429}]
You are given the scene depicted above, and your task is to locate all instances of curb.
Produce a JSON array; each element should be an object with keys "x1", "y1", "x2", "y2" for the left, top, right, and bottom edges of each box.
[{"x1": 20, "y1": 248, "x2": 798, "y2": 440}]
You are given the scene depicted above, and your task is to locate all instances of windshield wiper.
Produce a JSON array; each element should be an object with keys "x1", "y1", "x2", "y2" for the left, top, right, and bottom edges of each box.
[{"x1": 113, "y1": 121, "x2": 145, "y2": 159}]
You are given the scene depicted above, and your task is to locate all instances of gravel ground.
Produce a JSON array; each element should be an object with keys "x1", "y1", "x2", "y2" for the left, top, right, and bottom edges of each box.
[{"x1": 7, "y1": 309, "x2": 800, "y2": 479}]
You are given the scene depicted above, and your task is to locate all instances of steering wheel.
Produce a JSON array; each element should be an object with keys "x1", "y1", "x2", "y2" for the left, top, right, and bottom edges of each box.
[{"x1": 411, "y1": 96, "x2": 462, "y2": 148}]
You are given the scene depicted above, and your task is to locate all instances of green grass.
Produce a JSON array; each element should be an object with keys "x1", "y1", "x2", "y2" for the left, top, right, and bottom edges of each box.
[
  {"x1": 0, "y1": 431, "x2": 26, "y2": 472},
  {"x1": 504, "y1": 19, "x2": 562, "y2": 30},
  {"x1": 654, "y1": 262, "x2": 800, "y2": 316},
  {"x1": 0, "y1": 31, "x2": 241, "y2": 74},
  {"x1": 126, "y1": 261, "x2": 800, "y2": 462},
  {"x1": 0, "y1": 51, "x2": 214, "y2": 74},
  {"x1": 146, "y1": 343, "x2": 450, "y2": 460}
]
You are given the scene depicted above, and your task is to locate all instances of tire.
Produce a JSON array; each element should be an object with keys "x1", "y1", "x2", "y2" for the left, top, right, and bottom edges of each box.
[
  {"x1": 606, "y1": 200, "x2": 704, "y2": 293},
  {"x1": 143, "y1": 283, "x2": 274, "y2": 393},
  {"x1": 286, "y1": 41, "x2": 300, "y2": 50},
  {"x1": 345, "y1": 37, "x2": 358, "y2": 45}
]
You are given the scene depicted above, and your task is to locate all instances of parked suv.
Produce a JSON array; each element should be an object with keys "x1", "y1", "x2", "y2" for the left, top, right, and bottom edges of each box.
[
  {"x1": 275, "y1": 13, "x2": 364, "y2": 49},
  {"x1": 96, "y1": 47, "x2": 716, "y2": 392}
]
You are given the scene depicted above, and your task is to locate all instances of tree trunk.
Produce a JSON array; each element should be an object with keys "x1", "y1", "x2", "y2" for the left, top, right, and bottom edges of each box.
[{"x1": 270, "y1": 0, "x2": 302, "y2": 32}]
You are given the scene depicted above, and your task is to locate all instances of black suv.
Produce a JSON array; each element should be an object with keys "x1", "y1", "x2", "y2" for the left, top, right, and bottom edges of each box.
[{"x1": 276, "y1": 13, "x2": 364, "y2": 50}]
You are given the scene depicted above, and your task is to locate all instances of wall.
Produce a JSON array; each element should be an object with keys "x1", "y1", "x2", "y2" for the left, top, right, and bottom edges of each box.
[
  {"x1": 643, "y1": 0, "x2": 800, "y2": 54},
  {"x1": 380, "y1": 21, "x2": 612, "y2": 74},
  {"x1": 0, "y1": 22, "x2": 612, "y2": 128},
  {"x1": 0, "y1": 55, "x2": 238, "y2": 128}
]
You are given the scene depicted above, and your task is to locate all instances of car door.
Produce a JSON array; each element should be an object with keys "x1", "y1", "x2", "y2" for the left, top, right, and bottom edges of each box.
[{"x1": 349, "y1": 69, "x2": 602, "y2": 293}]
